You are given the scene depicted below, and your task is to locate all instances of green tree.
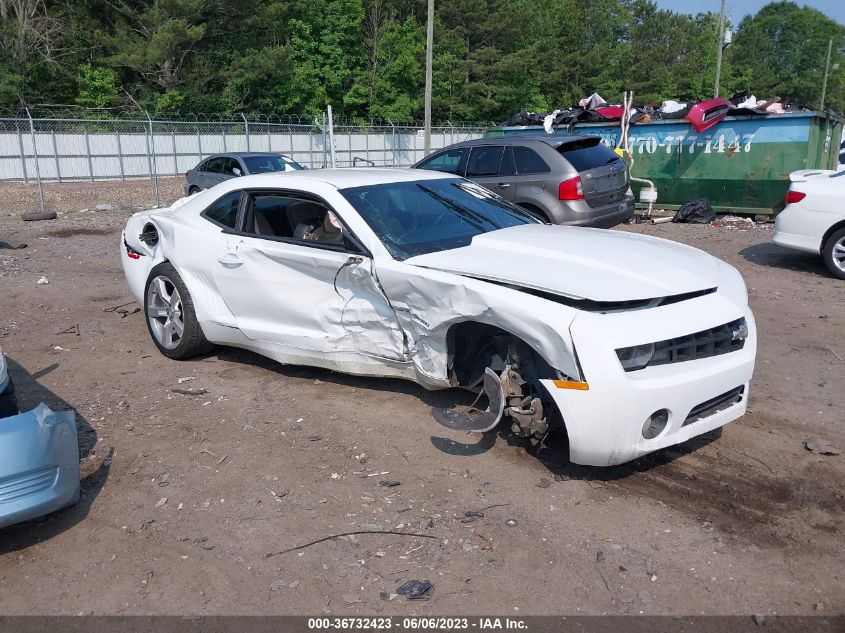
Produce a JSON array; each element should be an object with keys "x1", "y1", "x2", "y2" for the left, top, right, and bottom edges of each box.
[
  {"x1": 101, "y1": 0, "x2": 207, "y2": 92},
  {"x1": 726, "y1": 1, "x2": 845, "y2": 110},
  {"x1": 622, "y1": 1, "x2": 719, "y2": 104},
  {"x1": 75, "y1": 64, "x2": 120, "y2": 108}
]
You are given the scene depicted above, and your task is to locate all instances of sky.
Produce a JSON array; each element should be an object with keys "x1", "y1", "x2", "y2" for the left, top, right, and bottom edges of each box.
[{"x1": 654, "y1": 0, "x2": 845, "y2": 26}]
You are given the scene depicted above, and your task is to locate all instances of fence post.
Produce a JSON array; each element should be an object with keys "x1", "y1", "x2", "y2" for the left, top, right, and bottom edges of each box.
[
  {"x1": 266, "y1": 118, "x2": 272, "y2": 152},
  {"x1": 50, "y1": 129, "x2": 62, "y2": 182},
  {"x1": 322, "y1": 112, "x2": 328, "y2": 168},
  {"x1": 308, "y1": 124, "x2": 314, "y2": 168},
  {"x1": 25, "y1": 108, "x2": 46, "y2": 213},
  {"x1": 16, "y1": 126, "x2": 28, "y2": 183},
  {"x1": 171, "y1": 130, "x2": 178, "y2": 175},
  {"x1": 388, "y1": 119, "x2": 396, "y2": 166},
  {"x1": 327, "y1": 106, "x2": 336, "y2": 168},
  {"x1": 116, "y1": 128, "x2": 126, "y2": 181},
  {"x1": 289, "y1": 123, "x2": 294, "y2": 161},
  {"x1": 196, "y1": 124, "x2": 202, "y2": 163},
  {"x1": 144, "y1": 110, "x2": 161, "y2": 207},
  {"x1": 239, "y1": 113, "x2": 250, "y2": 151},
  {"x1": 364, "y1": 122, "x2": 370, "y2": 165},
  {"x1": 84, "y1": 127, "x2": 94, "y2": 181}
]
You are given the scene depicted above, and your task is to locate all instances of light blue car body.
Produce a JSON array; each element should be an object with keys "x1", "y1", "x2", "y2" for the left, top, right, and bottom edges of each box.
[{"x1": 0, "y1": 404, "x2": 80, "y2": 529}]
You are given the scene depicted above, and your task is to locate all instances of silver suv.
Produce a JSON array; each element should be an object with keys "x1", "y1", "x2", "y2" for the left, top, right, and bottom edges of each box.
[{"x1": 413, "y1": 136, "x2": 634, "y2": 228}]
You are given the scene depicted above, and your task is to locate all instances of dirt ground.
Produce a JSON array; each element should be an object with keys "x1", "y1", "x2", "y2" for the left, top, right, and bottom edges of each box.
[{"x1": 0, "y1": 180, "x2": 843, "y2": 616}]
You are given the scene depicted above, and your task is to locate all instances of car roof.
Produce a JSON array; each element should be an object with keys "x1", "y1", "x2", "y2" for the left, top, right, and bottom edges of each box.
[
  {"x1": 444, "y1": 135, "x2": 599, "y2": 149},
  {"x1": 205, "y1": 152, "x2": 292, "y2": 159},
  {"x1": 235, "y1": 168, "x2": 456, "y2": 189}
]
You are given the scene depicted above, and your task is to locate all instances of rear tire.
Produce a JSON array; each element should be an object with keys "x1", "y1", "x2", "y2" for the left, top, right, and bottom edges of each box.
[
  {"x1": 822, "y1": 227, "x2": 845, "y2": 280},
  {"x1": 144, "y1": 262, "x2": 214, "y2": 359},
  {"x1": 188, "y1": 186, "x2": 201, "y2": 195}
]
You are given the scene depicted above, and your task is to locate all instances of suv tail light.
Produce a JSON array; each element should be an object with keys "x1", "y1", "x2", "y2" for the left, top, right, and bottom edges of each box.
[
  {"x1": 559, "y1": 176, "x2": 584, "y2": 200},
  {"x1": 785, "y1": 190, "x2": 806, "y2": 204}
]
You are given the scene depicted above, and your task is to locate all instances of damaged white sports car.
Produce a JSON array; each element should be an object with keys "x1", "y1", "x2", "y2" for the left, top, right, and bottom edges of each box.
[{"x1": 121, "y1": 169, "x2": 756, "y2": 466}]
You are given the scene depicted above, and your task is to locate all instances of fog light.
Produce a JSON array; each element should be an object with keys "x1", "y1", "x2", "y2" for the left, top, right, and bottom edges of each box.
[{"x1": 642, "y1": 409, "x2": 669, "y2": 439}]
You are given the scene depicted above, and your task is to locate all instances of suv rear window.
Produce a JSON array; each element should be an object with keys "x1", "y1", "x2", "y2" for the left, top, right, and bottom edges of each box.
[{"x1": 558, "y1": 140, "x2": 622, "y2": 172}]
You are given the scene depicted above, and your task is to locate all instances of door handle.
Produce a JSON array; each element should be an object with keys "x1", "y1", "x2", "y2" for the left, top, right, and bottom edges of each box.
[
  {"x1": 218, "y1": 253, "x2": 242, "y2": 266},
  {"x1": 496, "y1": 183, "x2": 511, "y2": 189}
]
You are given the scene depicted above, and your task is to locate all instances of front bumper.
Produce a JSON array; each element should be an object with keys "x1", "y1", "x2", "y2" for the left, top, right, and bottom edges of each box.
[
  {"x1": 0, "y1": 404, "x2": 80, "y2": 529},
  {"x1": 542, "y1": 297, "x2": 757, "y2": 466}
]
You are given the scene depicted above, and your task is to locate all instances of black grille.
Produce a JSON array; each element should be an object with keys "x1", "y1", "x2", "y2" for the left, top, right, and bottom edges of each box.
[
  {"x1": 617, "y1": 317, "x2": 747, "y2": 371},
  {"x1": 683, "y1": 386, "x2": 745, "y2": 426}
]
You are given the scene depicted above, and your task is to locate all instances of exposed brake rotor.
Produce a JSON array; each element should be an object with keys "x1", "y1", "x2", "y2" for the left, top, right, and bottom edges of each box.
[
  {"x1": 432, "y1": 365, "x2": 550, "y2": 439},
  {"x1": 432, "y1": 367, "x2": 505, "y2": 432}
]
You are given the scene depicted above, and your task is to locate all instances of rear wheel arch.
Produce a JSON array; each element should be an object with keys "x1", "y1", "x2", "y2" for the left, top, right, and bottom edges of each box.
[
  {"x1": 517, "y1": 202, "x2": 553, "y2": 224},
  {"x1": 143, "y1": 261, "x2": 214, "y2": 359},
  {"x1": 821, "y1": 222, "x2": 845, "y2": 279},
  {"x1": 821, "y1": 219, "x2": 845, "y2": 254}
]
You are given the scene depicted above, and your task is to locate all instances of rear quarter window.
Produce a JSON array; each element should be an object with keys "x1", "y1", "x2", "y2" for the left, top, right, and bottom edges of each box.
[
  {"x1": 558, "y1": 141, "x2": 622, "y2": 172},
  {"x1": 514, "y1": 146, "x2": 551, "y2": 174},
  {"x1": 202, "y1": 191, "x2": 242, "y2": 229}
]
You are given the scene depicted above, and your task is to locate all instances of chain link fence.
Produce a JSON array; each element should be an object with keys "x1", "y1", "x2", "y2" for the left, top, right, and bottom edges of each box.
[{"x1": 0, "y1": 107, "x2": 488, "y2": 213}]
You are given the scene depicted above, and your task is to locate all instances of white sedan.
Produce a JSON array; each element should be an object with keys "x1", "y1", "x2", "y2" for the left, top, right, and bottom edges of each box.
[
  {"x1": 773, "y1": 168, "x2": 845, "y2": 279},
  {"x1": 121, "y1": 169, "x2": 756, "y2": 466}
]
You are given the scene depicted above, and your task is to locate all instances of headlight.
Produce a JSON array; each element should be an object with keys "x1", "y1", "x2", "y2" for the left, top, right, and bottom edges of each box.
[
  {"x1": 616, "y1": 343, "x2": 654, "y2": 371},
  {"x1": 0, "y1": 348, "x2": 7, "y2": 384}
]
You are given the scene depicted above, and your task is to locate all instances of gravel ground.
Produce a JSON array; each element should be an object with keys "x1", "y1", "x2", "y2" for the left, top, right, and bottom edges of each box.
[
  {"x1": 0, "y1": 178, "x2": 185, "y2": 218},
  {"x1": 0, "y1": 193, "x2": 842, "y2": 617}
]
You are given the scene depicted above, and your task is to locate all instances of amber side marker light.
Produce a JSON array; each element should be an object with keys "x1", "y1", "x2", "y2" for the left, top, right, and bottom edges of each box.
[{"x1": 552, "y1": 380, "x2": 590, "y2": 390}]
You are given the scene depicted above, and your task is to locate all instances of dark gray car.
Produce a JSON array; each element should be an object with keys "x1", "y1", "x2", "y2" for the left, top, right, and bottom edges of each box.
[
  {"x1": 185, "y1": 152, "x2": 303, "y2": 195},
  {"x1": 413, "y1": 136, "x2": 634, "y2": 228}
]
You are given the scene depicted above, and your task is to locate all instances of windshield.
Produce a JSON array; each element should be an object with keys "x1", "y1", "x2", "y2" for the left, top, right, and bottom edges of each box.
[
  {"x1": 340, "y1": 178, "x2": 539, "y2": 260},
  {"x1": 243, "y1": 155, "x2": 303, "y2": 173}
]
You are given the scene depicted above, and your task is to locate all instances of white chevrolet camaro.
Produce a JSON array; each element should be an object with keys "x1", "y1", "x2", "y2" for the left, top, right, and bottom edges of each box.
[
  {"x1": 773, "y1": 168, "x2": 845, "y2": 280},
  {"x1": 121, "y1": 169, "x2": 756, "y2": 466}
]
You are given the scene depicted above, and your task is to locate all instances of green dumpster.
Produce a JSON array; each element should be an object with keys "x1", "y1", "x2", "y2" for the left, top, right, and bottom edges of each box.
[{"x1": 486, "y1": 112, "x2": 842, "y2": 215}]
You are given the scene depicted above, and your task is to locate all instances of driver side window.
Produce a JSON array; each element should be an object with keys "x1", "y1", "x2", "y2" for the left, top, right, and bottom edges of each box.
[{"x1": 240, "y1": 191, "x2": 359, "y2": 251}]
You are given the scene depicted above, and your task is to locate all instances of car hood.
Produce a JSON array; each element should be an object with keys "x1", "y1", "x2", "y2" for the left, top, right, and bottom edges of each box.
[{"x1": 404, "y1": 224, "x2": 720, "y2": 302}]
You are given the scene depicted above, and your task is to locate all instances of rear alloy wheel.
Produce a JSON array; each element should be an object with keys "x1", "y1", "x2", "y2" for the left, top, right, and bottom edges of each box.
[
  {"x1": 144, "y1": 262, "x2": 214, "y2": 359},
  {"x1": 822, "y1": 227, "x2": 845, "y2": 280}
]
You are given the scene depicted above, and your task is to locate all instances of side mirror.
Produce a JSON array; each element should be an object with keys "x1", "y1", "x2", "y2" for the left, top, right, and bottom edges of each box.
[{"x1": 232, "y1": 167, "x2": 242, "y2": 176}]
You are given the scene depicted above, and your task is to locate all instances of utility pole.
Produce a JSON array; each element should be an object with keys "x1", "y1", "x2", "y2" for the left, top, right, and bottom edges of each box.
[
  {"x1": 713, "y1": 0, "x2": 726, "y2": 98},
  {"x1": 424, "y1": 0, "x2": 433, "y2": 155},
  {"x1": 821, "y1": 37, "x2": 833, "y2": 111}
]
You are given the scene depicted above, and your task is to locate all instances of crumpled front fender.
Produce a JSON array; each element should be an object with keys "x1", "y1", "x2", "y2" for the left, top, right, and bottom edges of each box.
[{"x1": 375, "y1": 261, "x2": 580, "y2": 386}]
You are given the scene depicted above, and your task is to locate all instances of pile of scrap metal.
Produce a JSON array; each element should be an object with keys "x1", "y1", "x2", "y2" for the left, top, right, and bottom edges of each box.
[
  {"x1": 0, "y1": 347, "x2": 80, "y2": 530},
  {"x1": 504, "y1": 92, "x2": 812, "y2": 135}
]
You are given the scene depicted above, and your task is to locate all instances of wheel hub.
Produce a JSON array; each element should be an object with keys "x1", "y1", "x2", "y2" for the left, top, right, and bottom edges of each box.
[{"x1": 147, "y1": 275, "x2": 184, "y2": 350}]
